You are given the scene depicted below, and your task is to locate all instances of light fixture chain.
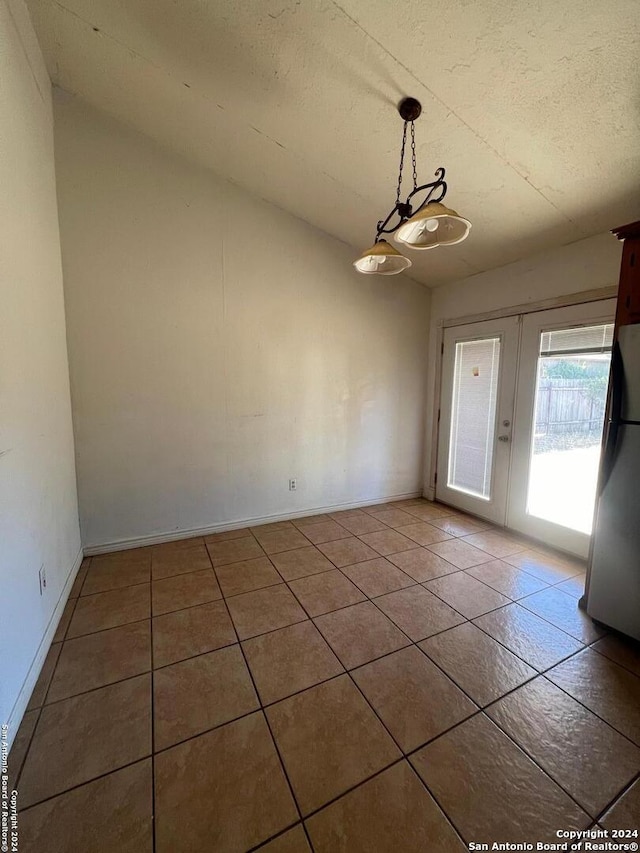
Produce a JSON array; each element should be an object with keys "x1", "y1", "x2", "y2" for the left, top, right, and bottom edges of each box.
[
  {"x1": 410, "y1": 121, "x2": 418, "y2": 192},
  {"x1": 395, "y1": 120, "x2": 408, "y2": 205}
]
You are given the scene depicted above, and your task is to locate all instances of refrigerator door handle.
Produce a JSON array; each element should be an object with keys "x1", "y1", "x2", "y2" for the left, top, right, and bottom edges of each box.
[{"x1": 600, "y1": 341, "x2": 624, "y2": 492}]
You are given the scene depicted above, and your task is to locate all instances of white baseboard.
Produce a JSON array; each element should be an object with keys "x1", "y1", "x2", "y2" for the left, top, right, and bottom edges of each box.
[
  {"x1": 84, "y1": 491, "x2": 424, "y2": 555},
  {"x1": 5, "y1": 546, "x2": 84, "y2": 752},
  {"x1": 424, "y1": 485, "x2": 436, "y2": 501}
]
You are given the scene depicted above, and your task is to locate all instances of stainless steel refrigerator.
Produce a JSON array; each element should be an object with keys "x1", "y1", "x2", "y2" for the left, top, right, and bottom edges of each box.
[{"x1": 587, "y1": 323, "x2": 640, "y2": 640}]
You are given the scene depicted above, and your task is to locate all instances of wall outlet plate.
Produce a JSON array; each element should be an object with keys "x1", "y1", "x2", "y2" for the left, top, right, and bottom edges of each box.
[{"x1": 289, "y1": 478, "x2": 297, "y2": 491}]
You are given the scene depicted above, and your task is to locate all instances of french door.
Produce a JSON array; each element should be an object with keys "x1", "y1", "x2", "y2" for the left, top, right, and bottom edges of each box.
[
  {"x1": 436, "y1": 316, "x2": 519, "y2": 525},
  {"x1": 436, "y1": 300, "x2": 616, "y2": 557}
]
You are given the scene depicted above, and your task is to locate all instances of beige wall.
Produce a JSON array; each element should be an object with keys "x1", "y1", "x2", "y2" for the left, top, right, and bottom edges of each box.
[
  {"x1": 423, "y1": 232, "x2": 622, "y2": 494},
  {"x1": 54, "y1": 93, "x2": 432, "y2": 551},
  {"x1": 0, "y1": 0, "x2": 81, "y2": 740}
]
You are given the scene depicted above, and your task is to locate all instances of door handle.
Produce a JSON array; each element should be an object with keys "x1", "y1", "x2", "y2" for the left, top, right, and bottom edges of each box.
[{"x1": 498, "y1": 434, "x2": 510, "y2": 442}]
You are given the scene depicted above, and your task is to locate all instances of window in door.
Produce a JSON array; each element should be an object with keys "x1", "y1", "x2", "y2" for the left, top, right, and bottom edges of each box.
[
  {"x1": 448, "y1": 337, "x2": 501, "y2": 500},
  {"x1": 526, "y1": 323, "x2": 613, "y2": 534}
]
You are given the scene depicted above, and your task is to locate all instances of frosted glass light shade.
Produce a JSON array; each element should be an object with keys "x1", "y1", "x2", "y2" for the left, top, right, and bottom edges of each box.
[
  {"x1": 395, "y1": 202, "x2": 471, "y2": 250},
  {"x1": 353, "y1": 240, "x2": 412, "y2": 275}
]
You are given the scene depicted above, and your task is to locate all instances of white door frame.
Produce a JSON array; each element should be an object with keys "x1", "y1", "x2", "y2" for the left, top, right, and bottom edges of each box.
[
  {"x1": 426, "y1": 285, "x2": 617, "y2": 503},
  {"x1": 432, "y1": 291, "x2": 616, "y2": 557}
]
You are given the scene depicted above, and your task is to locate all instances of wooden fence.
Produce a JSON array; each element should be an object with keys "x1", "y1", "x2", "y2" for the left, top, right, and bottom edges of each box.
[{"x1": 534, "y1": 378, "x2": 606, "y2": 436}]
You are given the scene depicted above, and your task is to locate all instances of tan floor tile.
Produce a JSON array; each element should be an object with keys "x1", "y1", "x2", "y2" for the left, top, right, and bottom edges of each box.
[
  {"x1": 360, "y1": 502, "x2": 399, "y2": 513},
  {"x1": 69, "y1": 559, "x2": 90, "y2": 598},
  {"x1": 555, "y1": 573, "x2": 586, "y2": 598},
  {"x1": 19, "y1": 675, "x2": 151, "y2": 808},
  {"x1": 504, "y1": 549, "x2": 585, "y2": 584},
  {"x1": 546, "y1": 648, "x2": 640, "y2": 745},
  {"x1": 353, "y1": 646, "x2": 476, "y2": 751},
  {"x1": 429, "y1": 515, "x2": 492, "y2": 536},
  {"x1": 386, "y1": 548, "x2": 458, "y2": 582},
  {"x1": 68, "y1": 584, "x2": 150, "y2": 638},
  {"x1": 82, "y1": 560, "x2": 150, "y2": 596},
  {"x1": 426, "y1": 539, "x2": 493, "y2": 570},
  {"x1": 336, "y1": 513, "x2": 388, "y2": 535},
  {"x1": 249, "y1": 524, "x2": 310, "y2": 554},
  {"x1": 306, "y1": 760, "x2": 466, "y2": 853},
  {"x1": 19, "y1": 759, "x2": 153, "y2": 853},
  {"x1": 259, "y1": 825, "x2": 312, "y2": 853},
  {"x1": 601, "y1": 778, "x2": 640, "y2": 831},
  {"x1": 204, "y1": 527, "x2": 251, "y2": 543},
  {"x1": 474, "y1": 603, "x2": 583, "y2": 671},
  {"x1": 154, "y1": 645, "x2": 258, "y2": 750},
  {"x1": 89, "y1": 548, "x2": 150, "y2": 569},
  {"x1": 7, "y1": 709, "x2": 38, "y2": 791},
  {"x1": 52, "y1": 598, "x2": 77, "y2": 643},
  {"x1": 316, "y1": 537, "x2": 379, "y2": 567},
  {"x1": 26, "y1": 642, "x2": 62, "y2": 710},
  {"x1": 425, "y1": 572, "x2": 511, "y2": 618},
  {"x1": 288, "y1": 570, "x2": 366, "y2": 616},
  {"x1": 207, "y1": 536, "x2": 265, "y2": 566},
  {"x1": 342, "y1": 558, "x2": 415, "y2": 598},
  {"x1": 403, "y1": 504, "x2": 456, "y2": 522},
  {"x1": 215, "y1": 556, "x2": 281, "y2": 597},
  {"x1": 267, "y1": 675, "x2": 400, "y2": 815},
  {"x1": 295, "y1": 520, "x2": 351, "y2": 544},
  {"x1": 152, "y1": 569, "x2": 221, "y2": 616},
  {"x1": 243, "y1": 621, "x2": 344, "y2": 704},
  {"x1": 487, "y1": 677, "x2": 640, "y2": 817},
  {"x1": 358, "y1": 528, "x2": 417, "y2": 557},
  {"x1": 155, "y1": 713, "x2": 298, "y2": 853},
  {"x1": 314, "y1": 601, "x2": 410, "y2": 669},
  {"x1": 420, "y1": 623, "x2": 536, "y2": 706},
  {"x1": 375, "y1": 585, "x2": 464, "y2": 641},
  {"x1": 227, "y1": 584, "x2": 307, "y2": 640},
  {"x1": 591, "y1": 633, "x2": 640, "y2": 677},
  {"x1": 466, "y1": 559, "x2": 549, "y2": 600},
  {"x1": 47, "y1": 621, "x2": 151, "y2": 703},
  {"x1": 411, "y1": 714, "x2": 590, "y2": 843},
  {"x1": 327, "y1": 508, "x2": 367, "y2": 521},
  {"x1": 255, "y1": 528, "x2": 311, "y2": 554},
  {"x1": 270, "y1": 546, "x2": 336, "y2": 581},
  {"x1": 460, "y1": 530, "x2": 528, "y2": 558},
  {"x1": 394, "y1": 521, "x2": 453, "y2": 546},
  {"x1": 364, "y1": 508, "x2": 418, "y2": 528},
  {"x1": 292, "y1": 513, "x2": 331, "y2": 525},
  {"x1": 519, "y1": 586, "x2": 605, "y2": 644},
  {"x1": 151, "y1": 544, "x2": 212, "y2": 580},
  {"x1": 251, "y1": 520, "x2": 296, "y2": 534},
  {"x1": 152, "y1": 599, "x2": 236, "y2": 667},
  {"x1": 152, "y1": 536, "x2": 204, "y2": 552}
]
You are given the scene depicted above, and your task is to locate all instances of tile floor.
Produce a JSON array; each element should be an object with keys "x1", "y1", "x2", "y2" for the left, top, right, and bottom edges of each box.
[{"x1": 9, "y1": 498, "x2": 640, "y2": 852}]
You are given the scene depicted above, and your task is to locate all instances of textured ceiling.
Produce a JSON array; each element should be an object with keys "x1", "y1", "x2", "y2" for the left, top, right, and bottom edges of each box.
[{"x1": 27, "y1": 0, "x2": 640, "y2": 286}]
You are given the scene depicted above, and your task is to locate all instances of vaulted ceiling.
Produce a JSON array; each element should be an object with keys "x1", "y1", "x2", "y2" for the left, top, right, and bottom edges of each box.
[{"x1": 27, "y1": 0, "x2": 640, "y2": 286}]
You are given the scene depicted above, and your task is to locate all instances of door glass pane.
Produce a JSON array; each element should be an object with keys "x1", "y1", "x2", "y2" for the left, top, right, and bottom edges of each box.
[
  {"x1": 447, "y1": 337, "x2": 501, "y2": 500},
  {"x1": 527, "y1": 323, "x2": 613, "y2": 533}
]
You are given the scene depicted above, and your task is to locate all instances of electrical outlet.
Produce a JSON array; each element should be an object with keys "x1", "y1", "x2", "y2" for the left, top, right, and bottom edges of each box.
[
  {"x1": 289, "y1": 478, "x2": 297, "y2": 491},
  {"x1": 38, "y1": 565, "x2": 46, "y2": 595}
]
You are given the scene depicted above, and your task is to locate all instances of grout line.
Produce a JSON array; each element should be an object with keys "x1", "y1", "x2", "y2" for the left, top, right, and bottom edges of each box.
[
  {"x1": 13, "y1": 500, "x2": 638, "y2": 842},
  {"x1": 17, "y1": 756, "x2": 154, "y2": 814},
  {"x1": 217, "y1": 594, "x2": 317, "y2": 853}
]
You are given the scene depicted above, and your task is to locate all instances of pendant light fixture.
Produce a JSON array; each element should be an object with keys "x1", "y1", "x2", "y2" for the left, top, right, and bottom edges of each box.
[{"x1": 354, "y1": 98, "x2": 471, "y2": 275}]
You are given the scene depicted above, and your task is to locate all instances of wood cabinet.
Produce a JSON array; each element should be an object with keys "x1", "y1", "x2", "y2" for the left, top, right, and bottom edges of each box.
[{"x1": 612, "y1": 220, "x2": 640, "y2": 330}]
